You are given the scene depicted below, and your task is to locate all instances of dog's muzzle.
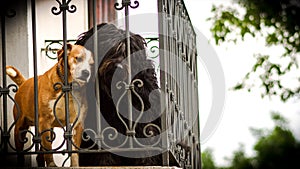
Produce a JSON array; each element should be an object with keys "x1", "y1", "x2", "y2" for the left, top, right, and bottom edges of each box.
[{"x1": 78, "y1": 69, "x2": 90, "y2": 82}]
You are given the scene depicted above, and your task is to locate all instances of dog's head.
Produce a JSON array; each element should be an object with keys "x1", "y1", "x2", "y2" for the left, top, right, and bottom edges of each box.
[
  {"x1": 75, "y1": 23, "x2": 160, "y2": 110},
  {"x1": 57, "y1": 43, "x2": 94, "y2": 86}
]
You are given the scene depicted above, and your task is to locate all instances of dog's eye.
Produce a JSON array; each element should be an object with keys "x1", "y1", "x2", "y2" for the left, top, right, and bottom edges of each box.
[{"x1": 75, "y1": 57, "x2": 83, "y2": 62}]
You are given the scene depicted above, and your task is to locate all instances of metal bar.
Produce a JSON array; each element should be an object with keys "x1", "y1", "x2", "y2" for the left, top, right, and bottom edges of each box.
[
  {"x1": 4, "y1": 146, "x2": 163, "y2": 155},
  {"x1": 31, "y1": 0, "x2": 40, "y2": 152},
  {"x1": 61, "y1": 0, "x2": 72, "y2": 154},
  {"x1": 158, "y1": 0, "x2": 170, "y2": 166},
  {"x1": 93, "y1": 0, "x2": 102, "y2": 148},
  {"x1": 123, "y1": 1, "x2": 134, "y2": 148},
  {"x1": 1, "y1": 8, "x2": 8, "y2": 153}
]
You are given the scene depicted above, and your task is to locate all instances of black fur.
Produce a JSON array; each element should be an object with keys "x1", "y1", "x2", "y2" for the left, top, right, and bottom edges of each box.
[{"x1": 75, "y1": 23, "x2": 162, "y2": 166}]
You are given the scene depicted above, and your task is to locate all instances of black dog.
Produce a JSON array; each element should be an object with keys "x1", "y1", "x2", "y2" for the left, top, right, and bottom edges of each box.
[{"x1": 75, "y1": 23, "x2": 162, "y2": 166}]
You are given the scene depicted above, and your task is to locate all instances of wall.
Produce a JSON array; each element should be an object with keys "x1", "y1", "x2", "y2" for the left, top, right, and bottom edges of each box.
[{"x1": 0, "y1": 0, "x2": 31, "y2": 166}]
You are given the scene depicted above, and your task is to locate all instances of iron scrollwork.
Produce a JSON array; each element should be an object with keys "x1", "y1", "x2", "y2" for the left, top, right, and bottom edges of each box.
[
  {"x1": 0, "y1": 84, "x2": 20, "y2": 151},
  {"x1": 114, "y1": 0, "x2": 139, "y2": 10},
  {"x1": 0, "y1": 4, "x2": 16, "y2": 152},
  {"x1": 145, "y1": 37, "x2": 159, "y2": 59},
  {"x1": 35, "y1": 0, "x2": 81, "y2": 166},
  {"x1": 51, "y1": 0, "x2": 77, "y2": 15},
  {"x1": 93, "y1": 0, "x2": 163, "y2": 150},
  {"x1": 41, "y1": 40, "x2": 76, "y2": 60},
  {"x1": 159, "y1": 0, "x2": 199, "y2": 167}
]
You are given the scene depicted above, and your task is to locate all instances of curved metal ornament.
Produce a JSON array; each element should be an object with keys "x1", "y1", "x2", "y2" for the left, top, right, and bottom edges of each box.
[
  {"x1": 62, "y1": 155, "x2": 70, "y2": 167},
  {"x1": 130, "y1": 79, "x2": 145, "y2": 130},
  {"x1": 45, "y1": 41, "x2": 63, "y2": 60},
  {"x1": 114, "y1": 0, "x2": 139, "y2": 10},
  {"x1": 115, "y1": 81, "x2": 130, "y2": 132},
  {"x1": 0, "y1": 84, "x2": 26, "y2": 151},
  {"x1": 69, "y1": 82, "x2": 83, "y2": 150},
  {"x1": 52, "y1": 0, "x2": 77, "y2": 15},
  {"x1": 17, "y1": 130, "x2": 36, "y2": 152},
  {"x1": 80, "y1": 128, "x2": 98, "y2": 150},
  {"x1": 111, "y1": 78, "x2": 162, "y2": 148},
  {"x1": 0, "y1": 84, "x2": 38, "y2": 152},
  {"x1": 101, "y1": 126, "x2": 128, "y2": 149},
  {"x1": 114, "y1": 79, "x2": 145, "y2": 130},
  {"x1": 53, "y1": 82, "x2": 66, "y2": 128},
  {"x1": 52, "y1": 81, "x2": 82, "y2": 150}
]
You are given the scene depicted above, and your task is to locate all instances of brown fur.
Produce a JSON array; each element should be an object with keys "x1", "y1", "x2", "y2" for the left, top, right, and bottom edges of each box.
[
  {"x1": 6, "y1": 66, "x2": 26, "y2": 86},
  {"x1": 6, "y1": 44, "x2": 94, "y2": 167}
]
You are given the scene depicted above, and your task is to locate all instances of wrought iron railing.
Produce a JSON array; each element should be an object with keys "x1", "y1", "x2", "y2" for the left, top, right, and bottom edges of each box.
[
  {"x1": 158, "y1": 0, "x2": 200, "y2": 168},
  {"x1": 0, "y1": 0, "x2": 200, "y2": 168}
]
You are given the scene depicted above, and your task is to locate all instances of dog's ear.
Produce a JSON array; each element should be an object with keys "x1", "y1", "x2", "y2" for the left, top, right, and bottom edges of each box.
[{"x1": 57, "y1": 43, "x2": 73, "y2": 61}]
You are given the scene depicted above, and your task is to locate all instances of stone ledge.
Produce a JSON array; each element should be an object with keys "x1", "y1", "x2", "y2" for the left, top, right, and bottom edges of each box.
[{"x1": 0, "y1": 167, "x2": 182, "y2": 169}]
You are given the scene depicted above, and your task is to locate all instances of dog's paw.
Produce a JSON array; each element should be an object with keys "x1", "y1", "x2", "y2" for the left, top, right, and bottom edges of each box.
[
  {"x1": 71, "y1": 154, "x2": 79, "y2": 167},
  {"x1": 47, "y1": 161, "x2": 57, "y2": 167}
]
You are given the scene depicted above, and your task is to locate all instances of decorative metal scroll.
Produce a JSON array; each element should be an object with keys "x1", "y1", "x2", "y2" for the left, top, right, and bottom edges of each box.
[
  {"x1": 145, "y1": 37, "x2": 159, "y2": 59},
  {"x1": 101, "y1": 0, "x2": 162, "y2": 149},
  {"x1": 41, "y1": 40, "x2": 76, "y2": 59}
]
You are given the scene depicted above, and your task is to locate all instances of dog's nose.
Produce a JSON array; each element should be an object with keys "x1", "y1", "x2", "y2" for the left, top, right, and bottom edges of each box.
[
  {"x1": 116, "y1": 63, "x2": 124, "y2": 69},
  {"x1": 81, "y1": 70, "x2": 90, "y2": 78}
]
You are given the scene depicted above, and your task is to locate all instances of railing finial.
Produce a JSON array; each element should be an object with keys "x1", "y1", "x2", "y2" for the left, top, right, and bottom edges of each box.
[
  {"x1": 51, "y1": 0, "x2": 76, "y2": 15},
  {"x1": 114, "y1": 0, "x2": 139, "y2": 10}
]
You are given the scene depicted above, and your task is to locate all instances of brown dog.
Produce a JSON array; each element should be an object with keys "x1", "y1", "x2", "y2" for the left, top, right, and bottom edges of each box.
[{"x1": 6, "y1": 44, "x2": 94, "y2": 167}]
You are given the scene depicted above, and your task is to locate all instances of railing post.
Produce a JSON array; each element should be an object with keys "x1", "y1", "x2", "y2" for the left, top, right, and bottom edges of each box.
[
  {"x1": 114, "y1": 0, "x2": 139, "y2": 148},
  {"x1": 31, "y1": 0, "x2": 41, "y2": 153},
  {"x1": 61, "y1": 0, "x2": 73, "y2": 158},
  {"x1": 51, "y1": 0, "x2": 77, "y2": 165},
  {"x1": 1, "y1": 7, "x2": 9, "y2": 154},
  {"x1": 158, "y1": 0, "x2": 170, "y2": 166},
  {"x1": 92, "y1": 0, "x2": 102, "y2": 149}
]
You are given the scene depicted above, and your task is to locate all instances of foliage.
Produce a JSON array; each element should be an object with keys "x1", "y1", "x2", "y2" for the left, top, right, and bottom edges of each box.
[
  {"x1": 222, "y1": 144, "x2": 255, "y2": 169},
  {"x1": 201, "y1": 148, "x2": 218, "y2": 169},
  {"x1": 201, "y1": 112, "x2": 300, "y2": 169},
  {"x1": 252, "y1": 112, "x2": 300, "y2": 169},
  {"x1": 208, "y1": 0, "x2": 300, "y2": 101}
]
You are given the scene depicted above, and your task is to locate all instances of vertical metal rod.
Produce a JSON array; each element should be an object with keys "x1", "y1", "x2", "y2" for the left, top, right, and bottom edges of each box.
[
  {"x1": 31, "y1": 0, "x2": 40, "y2": 152},
  {"x1": 1, "y1": 10, "x2": 8, "y2": 152},
  {"x1": 158, "y1": 0, "x2": 170, "y2": 166},
  {"x1": 62, "y1": 0, "x2": 71, "y2": 153},
  {"x1": 93, "y1": 0, "x2": 102, "y2": 148},
  {"x1": 123, "y1": 1, "x2": 133, "y2": 147}
]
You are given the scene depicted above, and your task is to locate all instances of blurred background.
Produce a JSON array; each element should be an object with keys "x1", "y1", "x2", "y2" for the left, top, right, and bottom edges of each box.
[{"x1": 185, "y1": 0, "x2": 300, "y2": 168}]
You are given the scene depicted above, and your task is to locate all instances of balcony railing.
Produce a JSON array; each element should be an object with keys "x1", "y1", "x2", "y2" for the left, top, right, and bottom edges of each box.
[{"x1": 0, "y1": 0, "x2": 200, "y2": 168}]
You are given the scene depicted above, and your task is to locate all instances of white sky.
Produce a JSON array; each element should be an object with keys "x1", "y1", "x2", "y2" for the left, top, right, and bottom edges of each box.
[
  {"x1": 184, "y1": 0, "x2": 300, "y2": 166},
  {"x1": 126, "y1": 0, "x2": 300, "y2": 166}
]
